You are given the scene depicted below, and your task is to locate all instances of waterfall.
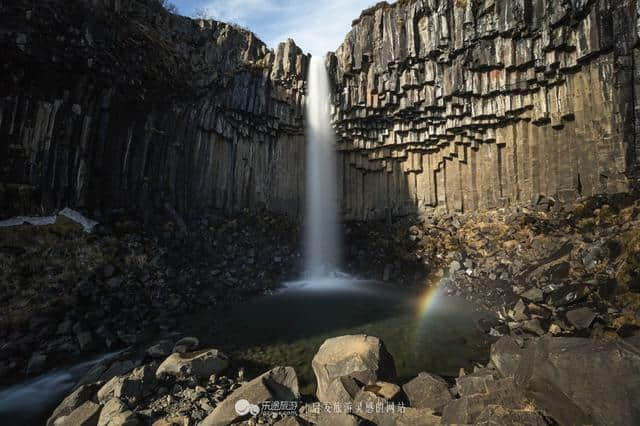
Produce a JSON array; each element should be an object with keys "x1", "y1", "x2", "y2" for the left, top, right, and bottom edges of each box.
[{"x1": 304, "y1": 56, "x2": 340, "y2": 277}]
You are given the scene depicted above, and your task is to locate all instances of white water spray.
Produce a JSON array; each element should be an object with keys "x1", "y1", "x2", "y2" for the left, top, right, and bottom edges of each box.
[{"x1": 305, "y1": 56, "x2": 340, "y2": 277}]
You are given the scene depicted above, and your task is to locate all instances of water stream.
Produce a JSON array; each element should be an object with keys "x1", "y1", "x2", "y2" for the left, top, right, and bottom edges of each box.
[{"x1": 305, "y1": 56, "x2": 340, "y2": 277}]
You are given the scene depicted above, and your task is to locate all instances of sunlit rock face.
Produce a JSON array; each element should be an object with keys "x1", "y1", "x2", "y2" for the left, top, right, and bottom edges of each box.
[
  {"x1": 0, "y1": 0, "x2": 308, "y2": 219},
  {"x1": 328, "y1": 0, "x2": 640, "y2": 220}
]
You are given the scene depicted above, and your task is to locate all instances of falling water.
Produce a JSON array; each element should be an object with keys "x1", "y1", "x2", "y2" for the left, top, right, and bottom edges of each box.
[{"x1": 305, "y1": 56, "x2": 340, "y2": 277}]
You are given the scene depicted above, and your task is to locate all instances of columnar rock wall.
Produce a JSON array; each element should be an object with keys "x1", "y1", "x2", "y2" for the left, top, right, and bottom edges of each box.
[
  {"x1": 329, "y1": 0, "x2": 639, "y2": 220},
  {"x1": 0, "y1": 0, "x2": 308, "y2": 219}
]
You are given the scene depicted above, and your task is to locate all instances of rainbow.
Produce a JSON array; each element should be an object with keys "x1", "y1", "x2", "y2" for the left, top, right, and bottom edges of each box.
[{"x1": 415, "y1": 283, "x2": 441, "y2": 319}]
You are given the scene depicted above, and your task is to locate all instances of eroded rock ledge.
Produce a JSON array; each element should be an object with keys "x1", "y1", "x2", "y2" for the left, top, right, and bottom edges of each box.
[
  {"x1": 329, "y1": 0, "x2": 640, "y2": 220},
  {"x1": 0, "y1": 0, "x2": 308, "y2": 219}
]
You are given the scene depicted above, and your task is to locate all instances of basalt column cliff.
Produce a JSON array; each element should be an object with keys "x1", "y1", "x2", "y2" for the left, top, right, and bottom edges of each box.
[
  {"x1": 329, "y1": 0, "x2": 640, "y2": 220},
  {"x1": 1, "y1": 0, "x2": 639, "y2": 222},
  {"x1": 0, "y1": 0, "x2": 308, "y2": 219}
]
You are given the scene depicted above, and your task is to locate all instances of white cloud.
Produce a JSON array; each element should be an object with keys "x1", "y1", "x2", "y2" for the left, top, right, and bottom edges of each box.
[{"x1": 197, "y1": 0, "x2": 380, "y2": 56}]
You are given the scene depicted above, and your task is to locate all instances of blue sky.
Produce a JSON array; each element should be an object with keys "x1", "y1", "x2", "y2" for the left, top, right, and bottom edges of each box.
[{"x1": 170, "y1": 0, "x2": 382, "y2": 56}]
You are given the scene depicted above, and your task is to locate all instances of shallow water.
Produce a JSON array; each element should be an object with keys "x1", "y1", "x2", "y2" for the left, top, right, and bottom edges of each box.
[
  {"x1": 190, "y1": 279, "x2": 496, "y2": 393},
  {"x1": 0, "y1": 352, "x2": 118, "y2": 426}
]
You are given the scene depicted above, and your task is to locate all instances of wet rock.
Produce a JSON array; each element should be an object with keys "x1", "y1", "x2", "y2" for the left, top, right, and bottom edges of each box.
[
  {"x1": 311, "y1": 335, "x2": 396, "y2": 403},
  {"x1": 566, "y1": 307, "x2": 597, "y2": 330},
  {"x1": 402, "y1": 372, "x2": 452, "y2": 411},
  {"x1": 156, "y1": 349, "x2": 228, "y2": 380},
  {"x1": 98, "y1": 398, "x2": 138, "y2": 426},
  {"x1": 449, "y1": 260, "x2": 461, "y2": 274},
  {"x1": 55, "y1": 400, "x2": 102, "y2": 426},
  {"x1": 201, "y1": 366, "x2": 299, "y2": 426},
  {"x1": 47, "y1": 384, "x2": 100, "y2": 426}
]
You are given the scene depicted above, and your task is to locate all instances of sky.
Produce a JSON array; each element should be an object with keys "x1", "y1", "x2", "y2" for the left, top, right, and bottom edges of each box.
[{"x1": 170, "y1": 0, "x2": 382, "y2": 56}]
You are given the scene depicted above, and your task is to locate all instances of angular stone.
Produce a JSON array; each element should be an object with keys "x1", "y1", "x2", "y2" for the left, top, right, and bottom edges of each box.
[
  {"x1": 56, "y1": 401, "x2": 102, "y2": 426},
  {"x1": 402, "y1": 372, "x2": 452, "y2": 410},
  {"x1": 490, "y1": 336, "x2": 523, "y2": 378},
  {"x1": 353, "y1": 390, "x2": 440, "y2": 425},
  {"x1": 156, "y1": 349, "x2": 228, "y2": 380},
  {"x1": 364, "y1": 381, "x2": 401, "y2": 401},
  {"x1": 514, "y1": 336, "x2": 640, "y2": 426},
  {"x1": 201, "y1": 366, "x2": 299, "y2": 426},
  {"x1": 511, "y1": 299, "x2": 529, "y2": 321},
  {"x1": 441, "y1": 378, "x2": 526, "y2": 425},
  {"x1": 522, "y1": 319, "x2": 546, "y2": 336},
  {"x1": 312, "y1": 335, "x2": 396, "y2": 403},
  {"x1": 47, "y1": 384, "x2": 100, "y2": 426},
  {"x1": 475, "y1": 405, "x2": 548, "y2": 425},
  {"x1": 566, "y1": 307, "x2": 597, "y2": 329},
  {"x1": 97, "y1": 376, "x2": 142, "y2": 404},
  {"x1": 520, "y1": 288, "x2": 544, "y2": 303},
  {"x1": 98, "y1": 398, "x2": 138, "y2": 426}
]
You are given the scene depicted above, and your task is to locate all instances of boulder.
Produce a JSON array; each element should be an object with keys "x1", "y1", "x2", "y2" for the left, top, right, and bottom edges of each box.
[
  {"x1": 353, "y1": 390, "x2": 440, "y2": 425},
  {"x1": 364, "y1": 381, "x2": 401, "y2": 401},
  {"x1": 402, "y1": 372, "x2": 452, "y2": 411},
  {"x1": 98, "y1": 398, "x2": 138, "y2": 426},
  {"x1": 201, "y1": 366, "x2": 299, "y2": 426},
  {"x1": 566, "y1": 307, "x2": 597, "y2": 329},
  {"x1": 47, "y1": 384, "x2": 100, "y2": 426},
  {"x1": 514, "y1": 336, "x2": 640, "y2": 426},
  {"x1": 54, "y1": 401, "x2": 101, "y2": 426},
  {"x1": 475, "y1": 405, "x2": 548, "y2": 425},
  {"x1": 520, "y1": 288, "x2": 544, "y2": 303},
  {"x1": 156, "y1": 349, "x2": 228, "y2": 380},
  {"x1": 97, "y1": 376, "x2": 142, "y2": 404},
  {"x1": 312, "y1": 335, "x2": 396, "y2": 403},
  {"x1": 441, "y1": 377, "x2": 527, "y2": 424},
  {"x1": 490, "y1": 336, "x2": 523, "y2": 378}
]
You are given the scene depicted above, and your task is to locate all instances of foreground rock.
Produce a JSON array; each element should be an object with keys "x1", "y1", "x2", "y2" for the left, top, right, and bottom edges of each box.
[
  {"x1": 201, "y1": 366, "x2": 299, "y2": 426},
  {"x1": 311, "y1": 334, "x2": 396, "y2": 404},
  {"x1": 155, "y1": 349, "x2": 229, "y2": 380},
  {"x1": 402, "y1": 372, "x2": 452, "y2": 412},
  {"x1": 513, "y1": 335, "x2": 640, "y2": 425}
]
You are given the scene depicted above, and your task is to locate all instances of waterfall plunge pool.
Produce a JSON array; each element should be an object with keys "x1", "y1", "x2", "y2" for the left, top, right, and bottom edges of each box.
[{"x1": 186, "y1": 278, "x2": 497, "y2": 394}]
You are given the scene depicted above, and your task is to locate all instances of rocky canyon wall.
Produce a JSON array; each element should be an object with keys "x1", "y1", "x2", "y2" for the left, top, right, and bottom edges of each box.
[
  {"x1": 329, "y1": 0, "x2": 639, "y2": 220},
  {"x1": 1, "y1": 0, "x2": 638, "y2": 223},
  {"x1": 0, "y1": 0, "x2": 308, "y2": 220}
]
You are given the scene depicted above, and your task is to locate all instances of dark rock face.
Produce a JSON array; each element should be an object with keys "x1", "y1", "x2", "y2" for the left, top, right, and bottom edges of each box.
[
  {"x1": 0, "y1": 0, "x2": 307, "y2": 219},
  {"x1": 514, "y1": 335, "x2": 640, "y2": 426},
  {"x1": 329, "y1": 0, "x2": 640, "y2": 220},
  {"x1": 1, "y1": 0, "x2": 639, "y2": 222}
]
